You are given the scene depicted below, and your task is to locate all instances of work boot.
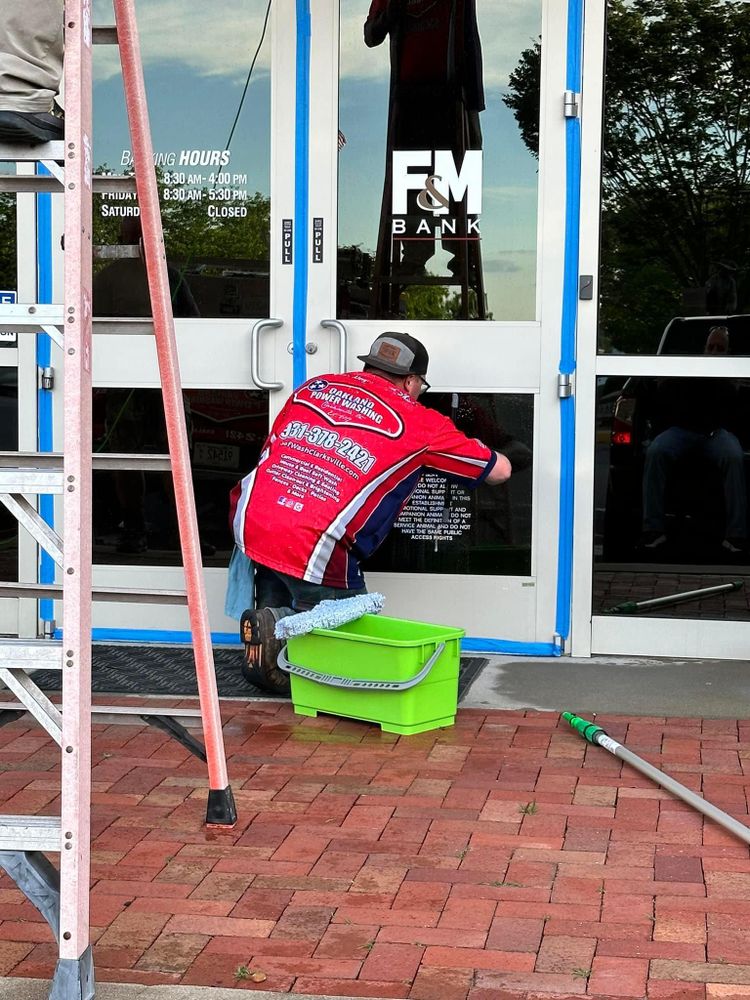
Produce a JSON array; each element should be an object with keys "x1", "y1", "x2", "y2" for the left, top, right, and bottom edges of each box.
[
  {"x1": 0, "y1": 102, "x2": 64, "y2": 144},
  {"x1": 240, "y1": 607, "x2": 291, "y2": 696}
]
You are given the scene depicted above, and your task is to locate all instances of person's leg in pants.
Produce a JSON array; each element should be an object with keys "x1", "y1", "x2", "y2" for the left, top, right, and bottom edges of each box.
[
  {"x1": 0, "y1": 0, "x2": 65, "y2": 142},
  {"x1": 704, "y1": 428, "x2": 747, "y2": 546},
  {"x1": 642, "y1": 426, "x2": 697, "y2": 538},
  {"x1": 241, "y1": 564, "x2": 366, "y2": 695}
]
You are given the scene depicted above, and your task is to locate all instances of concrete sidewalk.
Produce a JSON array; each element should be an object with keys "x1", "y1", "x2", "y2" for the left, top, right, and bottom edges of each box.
[
  {"x1": 2, "y1": 681, "x2": 750, "y2": 999},
  {"x1": 462, "y1": 653, "x2": 750, "y2": 718}
]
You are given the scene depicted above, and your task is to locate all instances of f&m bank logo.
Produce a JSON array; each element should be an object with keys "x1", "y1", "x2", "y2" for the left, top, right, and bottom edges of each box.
[{"x1": 391, "y1": 149, "x2": 482, "y2": 238}]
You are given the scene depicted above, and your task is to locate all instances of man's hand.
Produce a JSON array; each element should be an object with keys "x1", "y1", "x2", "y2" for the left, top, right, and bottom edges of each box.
[{"x1": 485, "y1": 452, "x2": 512, "y2": 485}]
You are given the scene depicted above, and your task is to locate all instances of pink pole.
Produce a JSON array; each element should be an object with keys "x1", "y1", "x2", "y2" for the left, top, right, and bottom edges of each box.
[{"x1": 113, "y1": 0, "x2": 235, "y2": 823}]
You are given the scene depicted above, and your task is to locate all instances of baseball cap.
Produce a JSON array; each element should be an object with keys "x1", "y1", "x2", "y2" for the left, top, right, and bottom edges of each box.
[{"x1": 357, "y1": 332, "x2": 429, "y2": 377}]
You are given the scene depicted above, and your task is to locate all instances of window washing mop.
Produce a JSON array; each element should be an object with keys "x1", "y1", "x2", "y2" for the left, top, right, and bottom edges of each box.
[
  {"x1": 274, "y1": 592, "x2": 386, "y2": 639},
  {"x1": 563, "y1": 712, "x2": 750, "y2": 846}
]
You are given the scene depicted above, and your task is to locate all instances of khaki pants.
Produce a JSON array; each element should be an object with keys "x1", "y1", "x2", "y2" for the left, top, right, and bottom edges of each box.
[{"x1": 0, "y1": 0, "x2": 63, "y2": 111}]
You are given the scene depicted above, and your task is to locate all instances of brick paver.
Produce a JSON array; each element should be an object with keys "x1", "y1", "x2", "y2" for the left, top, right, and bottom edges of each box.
[{"x1": 3, "y1": 701, "x2": 750, "y2": 997}]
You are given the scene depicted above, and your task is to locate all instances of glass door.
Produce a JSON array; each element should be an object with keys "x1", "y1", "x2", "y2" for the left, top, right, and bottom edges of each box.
[
  {"x1": 301, "y1": 0, "x2": 573, "y2": 643},
  {"x1": 575, "y1": 0, "x2": 750, "y2": 658},
  {"x1": 12, "y1": 0, "x2": 297, "y2": 639}
]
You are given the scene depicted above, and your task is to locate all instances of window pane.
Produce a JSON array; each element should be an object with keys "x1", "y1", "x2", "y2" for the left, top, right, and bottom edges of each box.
[
  {"x1": 93, "y1": 0, "x2": 270, "y2": 319},
  {"x1": 598, "y1": 0, "x2": 750, "y2": 355},
  {"x1": 92, "y1": 387, "x2": 268, "y2": 566},
  {"x1": 338, "y1": 0, "x2": 541, "y2": 322},
  {"x1": 594, "y1": 376, "x2": 750, "y2": 621},
  {"x1": 365, "y1": 393, "x2": 533, "y2": 575}
]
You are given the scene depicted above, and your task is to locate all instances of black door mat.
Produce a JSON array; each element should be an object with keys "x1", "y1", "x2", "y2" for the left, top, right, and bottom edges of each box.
[{"x1": 31, "y1": 644, "x2": 488, "y2": 701}]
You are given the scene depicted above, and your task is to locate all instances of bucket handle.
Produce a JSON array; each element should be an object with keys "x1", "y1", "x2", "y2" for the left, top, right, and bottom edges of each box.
[{"x1": 277, "y1": 642, "x2": 446, "y2": 691}]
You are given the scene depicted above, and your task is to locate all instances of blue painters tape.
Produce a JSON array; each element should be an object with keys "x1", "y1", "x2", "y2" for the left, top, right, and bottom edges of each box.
[
  {"x1": 462, "y1": 638, "x2": 561, "y2": 657},
  {"x1": 292, "y1": 0, "x2": 311, "y2": 389},
  {"x1": 54, "y1": 628, "x2": 241, "y2": 646},
  {"x1": 36, "y1": 169, "x2": 55, "y2": 620},
  {"x1": 554, "y1": 0, "x2": 584, "y2": 643},
  {"x1": 566, "y1": 0, "x2": 583, "y2": 91}
]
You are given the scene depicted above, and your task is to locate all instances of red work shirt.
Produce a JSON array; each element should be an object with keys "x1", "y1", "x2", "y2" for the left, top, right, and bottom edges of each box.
[{"x1": 230, "y1": 371, "x2": 496, "y2": 588}]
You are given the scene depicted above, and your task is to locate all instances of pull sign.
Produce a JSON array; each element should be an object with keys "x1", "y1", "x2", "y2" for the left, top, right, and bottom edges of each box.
[
  {"x1": 282, "y1": 219, "x2": 293, "y2": 264},
  {"x1": 312, "y1": 217, "x2": 324, "y2": 263}
]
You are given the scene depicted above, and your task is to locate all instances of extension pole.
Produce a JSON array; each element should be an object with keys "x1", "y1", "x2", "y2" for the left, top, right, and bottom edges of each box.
[
  {"x1": 563, "y1": 712, "x2": 750, "y2": 846},
  {"x1": 605, "y1": 580, "x2": 743, "y2": 615}
]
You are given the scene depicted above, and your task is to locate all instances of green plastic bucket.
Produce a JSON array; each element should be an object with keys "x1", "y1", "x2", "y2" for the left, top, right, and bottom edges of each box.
[{"x1": 279, "y1": 613, "x2": 464, "y2": 735}]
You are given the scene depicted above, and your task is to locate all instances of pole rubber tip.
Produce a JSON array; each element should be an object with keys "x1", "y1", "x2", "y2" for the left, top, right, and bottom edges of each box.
[{"x1": 206, "y1": 785, "x2": 238, "y2": 828}]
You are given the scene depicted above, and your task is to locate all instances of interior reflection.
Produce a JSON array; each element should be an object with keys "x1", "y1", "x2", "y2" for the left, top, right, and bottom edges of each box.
[
  {"x1": 366, "y1": 393, "x2": 533, "y2": 575},
  {"x1": 0, "y1": 368, "x2": 17, "y2": 582},
  {"x1": 597, "y1": 0, "x2": 750, "y2": 355},
  {"x1": 338, "y1": 0, "x2": 541, "y2": 322},
  {"x1": 92, "y1": 388, "x2": 268, "y2": 566},
  {"x1": 594, "y1": 376, "x2": 750, "y2": 621}
]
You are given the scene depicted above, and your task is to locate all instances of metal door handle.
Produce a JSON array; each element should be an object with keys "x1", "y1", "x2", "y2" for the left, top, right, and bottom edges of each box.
[
  {"x1": 321, "y1": 319, "x2": 348, "y2": 373},
  {"x1": 250, "y1": 318, "x2": 283, "y2": 390}
]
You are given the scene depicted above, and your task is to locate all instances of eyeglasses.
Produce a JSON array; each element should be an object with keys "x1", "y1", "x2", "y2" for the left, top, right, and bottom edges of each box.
[{"x1": 410, "y1": 374, "x2": 431, "y2": 395}]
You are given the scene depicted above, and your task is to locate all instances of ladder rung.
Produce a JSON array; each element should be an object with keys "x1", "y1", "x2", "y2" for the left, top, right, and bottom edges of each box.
[
  {"x1": 93, "y1": 26, "x2": 118, "y2": 44},
  {"x1": 0, "y1": 816, "x2": 61, "y2": 852},
  {"x1": 0, "y1": 304, "x2": 64, "y2": 328},
  {"x1": 0, "y1": 174, "x2": 136, "y2": 194},
  {"x1": 94, "y1": 245, "x2": 140, "y2": 261},
  {"x1": 381, "y1": 275, "x2": 470, "y2": 286},
  {"x1": 0, "y1": 703, "x2": 205, "y2": 729},
  {"x1": 0, "y1": 142, "x2": 64, "y2": 163},
  {"x1": 0, "y1": 582, "x2": 187, "y2": 605},
  {"x1": 0, "y1": 470, "x2": 63, "y2": 493},
  {"x1": 0, "y1": 640, "x2": 62, "y2": 669},
  {"x1": 0, "y1": 452, "x2": 171, "y2": 472},
  {"x1": 93, "y1": 318, "x2": 155, "y2": 335}
]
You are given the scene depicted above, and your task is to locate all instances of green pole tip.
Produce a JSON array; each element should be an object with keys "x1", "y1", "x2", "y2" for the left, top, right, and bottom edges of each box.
[{"x1": 563, "y1": 711, "x2": 605, "y2": 744}]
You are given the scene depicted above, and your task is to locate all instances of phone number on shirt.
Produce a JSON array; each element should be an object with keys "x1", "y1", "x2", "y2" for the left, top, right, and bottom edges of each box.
[{"x1": 280, "y1": 421, "x2": 375, "y2": 473}]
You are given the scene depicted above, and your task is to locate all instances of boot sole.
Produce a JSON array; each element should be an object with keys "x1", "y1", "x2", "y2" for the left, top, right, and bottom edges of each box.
[{"x1": 0, "y1": 112, "x2": 63, "y2": 144}]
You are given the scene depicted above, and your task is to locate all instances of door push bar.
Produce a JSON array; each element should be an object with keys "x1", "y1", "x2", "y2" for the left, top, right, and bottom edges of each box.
[
  {"x1": 250, "y1": 318, "x2": 284, "y2": 390},
  {"x1": 320, "y1": 319, "x2": 348, "y2": 374}
]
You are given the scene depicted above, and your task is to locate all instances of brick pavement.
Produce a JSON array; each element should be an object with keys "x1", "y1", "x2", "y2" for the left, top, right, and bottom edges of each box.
[{"x1": 2, "y1": 700, "x2": 750, "y2": 998}]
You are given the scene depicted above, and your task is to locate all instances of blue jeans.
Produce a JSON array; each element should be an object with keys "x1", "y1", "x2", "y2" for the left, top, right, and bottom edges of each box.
[
  {"x1": 254, "y1": 563, "x2": 366, "y2": 615},
  {"x1": 642, "y1": 426, "x2": 747, "y2": 538}
]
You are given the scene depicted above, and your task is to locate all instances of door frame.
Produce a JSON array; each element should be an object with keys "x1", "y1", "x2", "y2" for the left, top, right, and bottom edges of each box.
[
  {"x1": 301, "y1": 0, "x2": 579, "y2": 648},
  {"x1": 573, "y1": 0, "x2": 750, "y2": 659}
]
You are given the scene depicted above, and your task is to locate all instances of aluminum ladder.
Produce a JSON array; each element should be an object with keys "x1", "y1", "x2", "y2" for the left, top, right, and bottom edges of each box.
[{"x1": 0, "y1": 3, "x2": 236, "y2": 997}]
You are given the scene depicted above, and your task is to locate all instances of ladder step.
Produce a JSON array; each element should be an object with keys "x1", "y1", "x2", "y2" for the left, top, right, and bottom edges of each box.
[
  {"x1": 93, "y1": 26, "x2": 118, "y2": 44},
  {"x1": 0, "y1": 640, "x2": 63, "y2": 669},
  {"x1": 0, "y1": 174, "x2": 136, "y2": 194},
  {"x1": 0, "y1": 470, "x2": 63, "y2": 493},
  {"x1": 0, "y1": 304, "x2": 64, "y2": 328},
  {"x1": 383, "y1": 275, "x2": 472, "y2": 286},
  {"x1": 0, "y1": 582, "x2": 188, "y2": 606},
  {"x1": 0, "y1": 142, "x2": 64, "y2": 163},
  {"x1": 0, "y1": 452, "x2": 171, "y2": 472},
  {"x1": 0, "y1": 816, "x2": 61, "y2": 852}
]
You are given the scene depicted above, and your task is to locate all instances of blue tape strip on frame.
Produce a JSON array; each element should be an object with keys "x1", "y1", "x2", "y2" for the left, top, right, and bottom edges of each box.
[
  {"x1": 292, "y1": 0, "x2": 311, "y2": 389},
  {"x1": 554, "y1": 0, "x2": 583, "y2": 641},
  {"x1": 59, "y1": 630, "x2": 561, "y2": 656},
  {"x1": 36, "y1": 169, "x2": 55, "y2": 620},
  {"x1": 462, "y1": 638, "x2": 561, "y2": 657},
  {"x1": 54, "y1": 628, "x2": 244, "y2": 646}
]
